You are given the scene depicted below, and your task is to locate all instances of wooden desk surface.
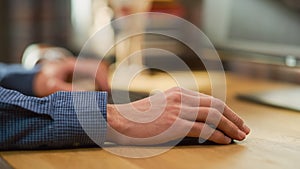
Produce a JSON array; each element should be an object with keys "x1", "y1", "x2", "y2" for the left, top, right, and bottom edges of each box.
[{"x1": 1, "y1": 72, "x2": 300, "y2": 169}]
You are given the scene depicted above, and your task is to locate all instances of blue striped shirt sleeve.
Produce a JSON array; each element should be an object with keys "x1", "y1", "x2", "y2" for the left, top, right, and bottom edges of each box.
[
  {"x1": 0, "y1": 87, "x2": 107, "y2": 150},
  {"x1": 0, "y1": 63, "x2": 39, "y2": 96}
]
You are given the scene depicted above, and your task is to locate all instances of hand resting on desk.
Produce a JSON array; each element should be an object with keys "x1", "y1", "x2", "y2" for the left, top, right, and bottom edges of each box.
[{"x1": 106, "y1": 87, "x2": 250, "y2": 145}]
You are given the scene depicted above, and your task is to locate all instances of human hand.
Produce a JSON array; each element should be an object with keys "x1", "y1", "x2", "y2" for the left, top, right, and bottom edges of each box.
[
  {"x1": 33, "y1": 57, "x2": 75, "y2": 97},
  {"x1": 72, "y1": 58, "x2": 110, "y2": 92},
  {"x1": 33, "y1": 57, "x2": 110, "y2": 97},
  {"x1": 106, "y1": 87, "x2": 250, "y2": 145}
]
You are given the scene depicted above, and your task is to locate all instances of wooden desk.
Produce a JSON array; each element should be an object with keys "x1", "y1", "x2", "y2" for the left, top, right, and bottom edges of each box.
[{"x1": 1, "y1": 72, "x2": 300, "y2": 169}]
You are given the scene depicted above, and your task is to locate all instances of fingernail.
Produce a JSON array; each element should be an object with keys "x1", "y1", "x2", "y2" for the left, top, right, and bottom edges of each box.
[
  {"x1": 243, "y1": 124, "x2": 251, "y2": 134},
  {"x1": 224, "y1": 136, "x2": 232, "y2": 144},
  {"x1": 238, "y1": 130, "x2": 246, "y2": 140}
]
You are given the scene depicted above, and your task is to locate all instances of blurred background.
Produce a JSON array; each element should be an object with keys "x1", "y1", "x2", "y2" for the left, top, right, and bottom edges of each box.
[
  {"x1": 0, "y1": 0, "x2": 300, "y2": 82},
  {"x1": 0, "y1": 0, "x2": 71, "y2": 62}
]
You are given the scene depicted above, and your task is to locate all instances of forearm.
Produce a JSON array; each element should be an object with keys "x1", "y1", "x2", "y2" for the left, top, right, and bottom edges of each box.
[{"x1": 0, "y1": 88, "x2": 107, "y2": 150}]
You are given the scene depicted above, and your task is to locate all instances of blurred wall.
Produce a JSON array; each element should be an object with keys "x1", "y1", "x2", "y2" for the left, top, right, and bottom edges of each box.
[
  {"x1": 0, "y1": 0, "x2": 71, "y2": 63},
  {"x1": 0, "y1": 1, "x2": 9, "y2": 62}
]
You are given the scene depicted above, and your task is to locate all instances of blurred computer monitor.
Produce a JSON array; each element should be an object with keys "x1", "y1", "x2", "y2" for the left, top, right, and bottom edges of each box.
[
  {"x1": 202, "y1": 0, "x2": 300, "y2": 59},
  {"x1": 202, "y1": 0, "x2": 300, "y2": 111}
]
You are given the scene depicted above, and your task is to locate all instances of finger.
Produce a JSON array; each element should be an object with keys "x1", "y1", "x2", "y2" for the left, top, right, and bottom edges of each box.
[
  {"x1": 223, "y1": 106, "x2": 250, "y2": 134},
  {"x1": 179, "y1": 87, "x2": 211, "y2": 97},
  {"x1": 203, "y1": 98, "x2": 250, "y2": 135},
  {"x1": 64, "y1": 62, "x2": 76, "y2": 74},
  {"x1": 52, "y1": 61, "x2": 75, "y2": 80},
  {"x1": 166, "y1": 88, "x2": 209, "y2": 106},
  {"x1": 182, "y1": 95, "x2": 250, "y2": 134},
  {"x1": 199, "y1": 97, "x2": 248, "y2": 134},
  {"x1": 185, "y1": 121, "x2": 232, "y2": 144},
  {"x1": 170, "y1": 90, "x2": 223, "y2": 108},
  {"x1": 47, "y1": 79, "x2": 72, "y2": 93},
  {"x1": 179, "y1": 93, "x2": 219, "y2": 108},
  {"x1": 180, "y1": 107, "x2": 246, "y2": 140},
  {"x1": 166, "y1": 88, "x2": 250, "y2": 135}
]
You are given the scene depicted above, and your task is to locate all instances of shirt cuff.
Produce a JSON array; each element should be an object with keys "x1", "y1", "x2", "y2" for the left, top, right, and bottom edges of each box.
[{"x1": 51, "y1": 91, "x2": 107, "y2": 148}]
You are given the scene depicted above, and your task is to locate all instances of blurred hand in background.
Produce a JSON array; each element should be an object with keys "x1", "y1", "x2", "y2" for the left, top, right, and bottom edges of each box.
[{"x1": 33, "y1": 57, "x2": 110, "y2": 97}]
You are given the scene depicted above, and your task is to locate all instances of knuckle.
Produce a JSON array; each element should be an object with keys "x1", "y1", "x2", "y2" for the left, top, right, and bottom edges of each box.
[
  {"x1": 169, "y1": 91, "x2": 182, "y2": 103},
  {"x1": 232, "y1": 114, "x2": 244, "y2": 127},
  {"x1": 166, "y1": 104, "x2": 181, "y2": 112},
  {"x1": 171, "y1": 86, "x2": 182, "y2": 92},
  {"x1": 207, "y1": 108, "x2": 221, "y2": 121},
  {"x1": 211, "y1": 98, "x2": 226, "y2": 110},
  {"x1": 212, "y1": 97, "x2": 224, "y2": 105}
]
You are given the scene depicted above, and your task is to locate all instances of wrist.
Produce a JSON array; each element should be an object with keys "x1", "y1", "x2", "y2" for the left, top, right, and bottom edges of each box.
[
  {"x1": 106, "y1": 104, "x2": 132, "y2": 144},
  {"x1": 33, "y1": 71, "x2": 44, "y2": 97},
  {"x1": 106, "y1": 104, "x2": 120, "y2": 142}
]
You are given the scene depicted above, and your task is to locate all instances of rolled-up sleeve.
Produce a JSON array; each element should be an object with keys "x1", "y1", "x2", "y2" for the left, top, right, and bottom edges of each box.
[{"x1": 0, "y1": 87, "x2": 107, "y2": 150}]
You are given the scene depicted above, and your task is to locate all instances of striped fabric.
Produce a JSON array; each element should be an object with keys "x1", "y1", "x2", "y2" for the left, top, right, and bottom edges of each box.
[{"x1": 0, "y1": 87, "x2": 107, "y2": 150}]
